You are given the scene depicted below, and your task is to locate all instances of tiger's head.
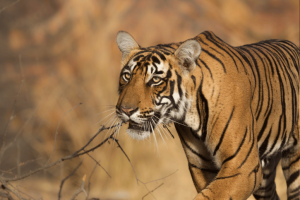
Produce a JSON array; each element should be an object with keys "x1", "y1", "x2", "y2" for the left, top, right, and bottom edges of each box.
[{"x1": 115, "y1": 31, "x2": 201, "y2": 140}]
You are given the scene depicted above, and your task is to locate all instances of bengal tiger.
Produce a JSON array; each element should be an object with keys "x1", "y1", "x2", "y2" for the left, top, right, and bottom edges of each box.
[{"x1": 114, "y1": 30, "x2": 300, "y2": 200}]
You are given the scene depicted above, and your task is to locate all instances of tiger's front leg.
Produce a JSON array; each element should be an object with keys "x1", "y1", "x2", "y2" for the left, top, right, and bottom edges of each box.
[
  {"x1": 194, "y1": 108, "x2": 263, "y2": 200},
  {"x1": 175, "y1": 125, "x2": 219, "y2": 192},
  {"x1": 189, "y1": 163, "x2": 218, "y2": 192}
]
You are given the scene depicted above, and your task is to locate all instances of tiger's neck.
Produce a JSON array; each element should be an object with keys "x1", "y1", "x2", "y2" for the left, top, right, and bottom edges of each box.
[{"x1": 182, "y1": 64, "x2": 213, "y2": 139}]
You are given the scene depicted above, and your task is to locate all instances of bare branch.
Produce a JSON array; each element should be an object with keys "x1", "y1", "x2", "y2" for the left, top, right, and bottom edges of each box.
[
  {"x1": 85, "y1": 153, "x2": 111, "y2": 178},
  {"x1": 0, "y1": 191, "x2": 14, "y2": 200},
  {"x1": 1, "y1": 80, "x2": 24, "y2": 156},
  {"x1": 58, "y1": 160, "x2": 83, "y2": 200},
  {"x1": 0, "y1": 0, "x2": 20, "y2": 14},
  {"x1": 3, "y1": 123, "x2": 122, "y2": 182},
  {"x1": 144, "y1": 170, "x2": 178, "y2": 184},
  {"x1": 70, "y1": 175, "x2": 87, "y2": 200},
  {"x1": 0, "y1": 176, "x2": 24, "y2": 200},
  {"x1": 142, "y1": 183, "x2": 164, "y2": 200},
  {"x1": 111, "y1": 137, "x2": 139, "y2": 184},
  {"x1": 86, "y1": 164, "x2": 97, "y2": 200},
  {"x1": 72, "y1": 123, "x2": 121, "y2": 156},
  {"x1": 8, "y1": 183, "x2": 36, "y2": 200},
  {"x1": 16, "y1": 141, "x2": 21, "y2": 177}
]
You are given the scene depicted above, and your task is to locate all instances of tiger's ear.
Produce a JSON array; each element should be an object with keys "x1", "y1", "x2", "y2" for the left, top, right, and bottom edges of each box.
[
  {"x1": 116, "y1": 31, "x2": 140, "y2": 61},
  {"x1": 174, "y1": 40, "x2": 201, "y2": 73}
]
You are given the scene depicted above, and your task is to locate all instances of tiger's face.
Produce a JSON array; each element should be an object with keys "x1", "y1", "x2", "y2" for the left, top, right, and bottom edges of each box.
[{"x1": 115, "y1": 31, "x2": 201, "y2": 140}]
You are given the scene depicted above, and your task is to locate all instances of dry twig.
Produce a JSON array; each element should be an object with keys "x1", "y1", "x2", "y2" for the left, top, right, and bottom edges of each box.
[
  {"x1": 58, "y1": 160, "x2": 83, "y2": 200},
  {"x1": 142, "y1": 183, "x2": 164, "y2": 200},
  {"x1": 0, "y1": 118, "x2": 176, "y2": 200},
  {"x1": 86, "y1": 163, "x2": 98, "y2": 200},
  {"x1": 0, "y1": 80, "x2": 24, "y2": 162},
  {"x1": 70, "y1": 175, "x2": 87, "y2": 200}
]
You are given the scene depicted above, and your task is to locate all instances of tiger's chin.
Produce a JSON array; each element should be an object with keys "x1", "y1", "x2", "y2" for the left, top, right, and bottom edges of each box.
[{"x1": 126, "y1": 129, "x2": 151, "y2": 140}]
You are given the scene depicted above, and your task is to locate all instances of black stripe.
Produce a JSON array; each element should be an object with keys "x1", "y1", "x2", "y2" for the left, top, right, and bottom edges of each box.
[
  {"x1": 195, "y1": 78, "x2": 204, "y2": 132},
  {"x1": 268, "y1": 123, "x2": 281, "y2": 154},
  {"x1": 258, "y1": 44, "x2": 288, "y2": 142},
  {"x1": 288, "y1": 191, "x2": 300, "y2": 200},
  {"x1": 287, "y1": 170, "x2": 300, "y2": 187},
  {"x1": 249, "y1": 163, "x2": 260, "y2": 195},
  {"x1": 215, "y1": 173, "x2": 240, "y2": 180},
  {"x1": 222, "y1": 128, "x2": 247, "y2": 165},
  {"x1": 177, "y1": 130, "x2": 211, "y2": 162},
  {"x1": 198, "y1": 59, "x2": 213, "y2": 80},
  {"x1": 237, "y1": 49, "x2": 257, "y2": 88},
  {"x1": 202, "y1": 48, "x2": 226, "y2": 73},
  {"x1": 175, "y1": 71, "x2": 183, "y2": 98},
  {"x1": 189, "y1": 163, "x2": 219, "y2": 173},
  {"x1": 204, "y1": 31, "x2": 239, "y2": 72},
  {"x1": 238, "y1": 131, "x2": 255, "y2": 169},
  {"x1": 191, "y1": 75, "x2": 196, "y2": 88},
  {"x1": 249, "y1": 47, "x2": 274, "y2": 120},
  {"x1": 291, "y1": 186, "x2": 300, "y2": 193},
  {"x1": 213, "y1": 32, "x2": 250, "y2": 75},
  {"x1": 213, "y1": 107, "x2": 235, "y2": 156},
  {"x1": 154, "y1": 50, "x2": 166, "y2": 61},
  {"x1": 264, "y1": 43, "x2": 298, "y2": 130},
  {"x1": 239, "y1": 47, "x2": 262, "y2": 117},
  {"x1": 282, "y1": 156, "x2": 300, "y2": 170},
  {"x1": 259, "y1": 127, "x2": 273, "y2": 159},
  {"x1": 253, "y1": 194, "x2": 272, "y2": 199},
  {"x1": 257, "y1": 103, "x2": 273, "y2": 141}
]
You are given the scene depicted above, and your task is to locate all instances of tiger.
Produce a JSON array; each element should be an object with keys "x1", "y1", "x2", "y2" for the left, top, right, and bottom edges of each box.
[{"x1": 114, "y1": 30, "x2": 300, "y2": 200}]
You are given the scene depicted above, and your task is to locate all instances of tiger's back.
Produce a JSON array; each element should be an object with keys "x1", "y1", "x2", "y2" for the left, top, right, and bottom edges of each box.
[{"x1": 196, "y1": 32, "x2": 299, "y2": 159}]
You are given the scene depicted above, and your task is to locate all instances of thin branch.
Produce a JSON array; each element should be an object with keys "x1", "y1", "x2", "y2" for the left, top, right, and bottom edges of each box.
[
  {"x1": 111, "y1": 137, "x2": 139, "y2": 184},
  {"x1": 58, "y1": 160, "x2": 83, "y2": 200},
  {"x1": 1, "y1": 77, "x2": 52, "y2": 166},
  {"x1": 72, "y1": 123, "x2": 121, "y2": 156},
  {"x1": 70, "y1": 188, "x2": 83, "y2": 200},
  {"x1": 86, "y1": 163, "x2": 97, "y2": 200},
  {"x1": 0, "y1": 0, "x2": 20, "y2": 14},
  {"x1": 85, "y1": 153, "x2": 111, "y2": 178},
  {"x1": 1, "y1": 157, "x2": 43, "y2": 177},
  {"x1": 8, "y1": 183, "x2": 36, "y2": 200},
  {"x1": 144, "y1": 170, "x2": 178, "y2": 184},
  {"x1": 0, "y1": 191, "x2": 14, "y2": 200},
  {"x1": 17, "y1": 141, "x2": 21, "y2": 177},
  {"x1": 1, "y1": 80, "x2": 24, "y2": 154},
  {"x1": 3, "y1": 124, "x2": 121, "y2": 182},
  {"x1": 71, "y1": 126, "x2": 121, "y2": 158},
  {"x1": 45, "y1": 102, "x2": 82, "y2": 165},
  {"x1": 0, "y1": 176, "x2": 24, "y2": 200},
  {"x1": 142, "y1": 183, "x2": 164, "y2": 200},
  {"x1": 70, "y1": 175, "x2": 87, "y2": 200}
]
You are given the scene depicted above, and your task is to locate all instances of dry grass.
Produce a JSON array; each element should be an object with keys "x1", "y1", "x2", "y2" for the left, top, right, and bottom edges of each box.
[{"x1": 0, "y1": 0, "x2": 298, "y2": 199}]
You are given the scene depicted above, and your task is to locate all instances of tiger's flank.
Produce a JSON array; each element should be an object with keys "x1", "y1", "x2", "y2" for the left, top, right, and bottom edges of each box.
[{"x1": 114, "y1": 30, "x2": 300, "y2": 200}]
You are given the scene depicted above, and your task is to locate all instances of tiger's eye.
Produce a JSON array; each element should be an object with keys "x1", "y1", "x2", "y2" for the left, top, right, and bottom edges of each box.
[
  {"x1": 152, "y1": 76, "x2": 161, "y2": 83},
  {"x1": 122, "y1": 73, "x2": 131, "y2": 81}
]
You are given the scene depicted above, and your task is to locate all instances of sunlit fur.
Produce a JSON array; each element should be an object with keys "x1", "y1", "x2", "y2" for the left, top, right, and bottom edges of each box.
[{"x1": 115, "y1": 31, "x2": 300, "y2": 200}]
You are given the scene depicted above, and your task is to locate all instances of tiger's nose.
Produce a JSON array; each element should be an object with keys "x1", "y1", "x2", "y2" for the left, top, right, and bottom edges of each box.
[{"x1": 121, "y1": 106, "x2": 136, "y2": 116}]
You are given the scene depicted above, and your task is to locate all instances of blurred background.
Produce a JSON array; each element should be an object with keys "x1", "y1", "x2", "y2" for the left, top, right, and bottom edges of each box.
[{"x1": 0, "y1": 0, "x2": 299, "y2": 199}]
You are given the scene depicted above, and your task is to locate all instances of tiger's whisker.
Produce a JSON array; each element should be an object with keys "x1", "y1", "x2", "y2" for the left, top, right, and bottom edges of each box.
[
  {"x1": 92, "y1": 108, "x2": 116, "y2": 116},
  {"x1": 93, "y1": 111, "x2": 116, "y2": 126}
]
